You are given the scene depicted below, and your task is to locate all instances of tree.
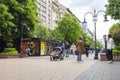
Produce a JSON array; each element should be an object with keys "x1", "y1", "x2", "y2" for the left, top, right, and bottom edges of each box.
[
  {"x1": 83, "y1": 33, "x2": 95, "y2": 48},
  {"x1": 1, "y1": 0, "x2": 40, "y2": 38},
  {"x1": 1, "y1": 0, "x2": 40, "y2": 52},
  {"x1": 33, "y1": 23, "x2": 48, "y2": 39},
  {"x1": 0, "y1": 4, "x2": 15, "y2": 38},
  {"x1": 57, "y1": 14, "x2": 83, "y2": 44},
  {"x1": 109, "y1": 23, "x2": 120, "y2": 35},
  {"x1": 109, "y1": 23, "x2": 120, "y2": 46},
  {"x1": 105, "y1": 0, "x2": 120, "y2": 20},
  {"x1": 48, "y1": 28, "x2": 64, "y2": 42}
]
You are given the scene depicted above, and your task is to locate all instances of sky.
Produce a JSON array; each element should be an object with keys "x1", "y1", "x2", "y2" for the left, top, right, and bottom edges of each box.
[{"x1": 58, "y1": 0, "x2": 118, "y2": 42}]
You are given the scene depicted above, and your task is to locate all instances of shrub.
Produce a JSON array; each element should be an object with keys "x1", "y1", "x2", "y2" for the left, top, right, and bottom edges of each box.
[
  {"x1": 0, "y1": 48, "x2": 18, "y2": 55},
  {"x1": 112, "y1": 49, "x2": 120, "y2": 55},
  {"x1": 112, "y1": 46, "x2": 120, "y2": 55}
]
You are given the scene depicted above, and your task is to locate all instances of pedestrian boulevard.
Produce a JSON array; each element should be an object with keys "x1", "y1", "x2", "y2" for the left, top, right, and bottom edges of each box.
[
  {"x1": 74, "y1": 61, "x2": 120, "y2": 80},
  {"x1": 0, "y1": 54, "x2": 120, "y2": 80}
]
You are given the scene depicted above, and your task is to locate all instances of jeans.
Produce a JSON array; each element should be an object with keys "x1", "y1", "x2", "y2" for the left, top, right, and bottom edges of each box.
[
  {"x1": 106, "y1": 49, "x2": 113, "y2": 61},
  {"x1": 77, "y1": 51, "x2": 83, "y2": 61}
]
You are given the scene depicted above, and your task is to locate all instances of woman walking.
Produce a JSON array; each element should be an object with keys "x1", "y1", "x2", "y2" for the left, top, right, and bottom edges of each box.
[{"x1": 76, "y1": 37, "x2": 85, "y2": 62}]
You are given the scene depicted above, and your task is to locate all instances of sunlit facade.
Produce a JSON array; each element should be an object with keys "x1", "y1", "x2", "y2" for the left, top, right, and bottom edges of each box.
[{"x1": 36, "y1": 0, "x2": 74, "y2": 30}]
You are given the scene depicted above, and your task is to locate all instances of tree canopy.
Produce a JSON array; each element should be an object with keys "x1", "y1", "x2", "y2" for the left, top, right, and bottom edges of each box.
[
  {"x1": 0, "y1": 0, "x2": 40, "y2": 39},
  {"x1": 109, "y1": 23, "x2": 120, "y2": 46},
  {"x1": 57, "y1": 14, "x2": 83, "y2": 44},
  {"x1": 0, "y1": 0, "x2": 41, "y2": 52},
  {"x1": 0, "y1": 3, "x2": 15, "y2": 38},
  {"x1": 105, "y1": 0, "x2": 120, "y2": 20}
]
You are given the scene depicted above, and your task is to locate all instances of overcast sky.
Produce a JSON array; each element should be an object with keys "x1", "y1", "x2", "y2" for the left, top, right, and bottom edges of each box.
[{"x1": 58, "y1": 0, "x2": 118, "y2": 42}]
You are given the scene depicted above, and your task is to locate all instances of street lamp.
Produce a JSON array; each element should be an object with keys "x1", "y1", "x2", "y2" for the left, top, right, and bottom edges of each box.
[{"x1": 83, "y1": 9, "x2": 109, "y2": 59}]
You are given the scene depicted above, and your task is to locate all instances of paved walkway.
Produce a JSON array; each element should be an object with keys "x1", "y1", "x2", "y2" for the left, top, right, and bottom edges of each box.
[
  {"x1": 0, "y1": 54, "x2": 95, "y2": 80},
  {"x1": 0, "y1": 54, "x2": 120, "y2": 80},
  {"x1": 74, "y1": 61, "x2": 120, "y2": 80}
]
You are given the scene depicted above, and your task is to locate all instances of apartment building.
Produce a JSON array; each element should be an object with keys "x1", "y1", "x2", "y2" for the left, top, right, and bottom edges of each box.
[
  {"x1": 36, "y1": 0, "x2": 52, "y2": 30},
  {"x1": 36, "y1": 0, "x2": 73, "y2": 30}
]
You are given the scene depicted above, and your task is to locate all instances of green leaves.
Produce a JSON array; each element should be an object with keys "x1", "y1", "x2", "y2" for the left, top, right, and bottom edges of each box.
[
  {"x1": 57, "y1": 14, "x2": 83, "y2": 44},
  {"x1": 0, "y1": 4, "x2": 15, "y2": 38},
  {"x1": 105, "y1": 0, "x2": 120, "y2": 20},
  {"x1": 109, "y1": 23, "x2": 120, "y2": 46}
]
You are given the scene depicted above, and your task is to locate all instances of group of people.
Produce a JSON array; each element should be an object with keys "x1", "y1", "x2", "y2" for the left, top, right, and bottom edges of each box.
[
  {"x1": 58, "y1": 37, "x2": 89, "y2": 62},
  {"x1": 71, "y1": 34, "x2": 115, "y2": 63}
]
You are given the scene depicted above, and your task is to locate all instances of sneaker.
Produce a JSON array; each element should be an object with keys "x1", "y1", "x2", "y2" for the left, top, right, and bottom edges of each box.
[{"x1": 108, "y1": 60, "x2": 113, "y2": 64}]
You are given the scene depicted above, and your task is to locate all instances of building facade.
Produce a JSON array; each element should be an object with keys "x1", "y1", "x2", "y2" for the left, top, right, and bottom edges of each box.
[
  {"x1": 36, "y1": 0, "x2": 52, "y2": 30},
  {"x1": 36, "y1": 0, "x2": 75, "y2": 30}
]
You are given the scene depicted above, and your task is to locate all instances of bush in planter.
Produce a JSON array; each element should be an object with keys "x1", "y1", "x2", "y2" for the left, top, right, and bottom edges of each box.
[
  {"x1": 0, "y1": 48, "x2": 18, "y2": 55},
  {"x1": 112, "y1": 49, "x2": 120, "y2": 55},
  {"x1": 112, "y1": 46, "x2": 120, "y2": 61}
]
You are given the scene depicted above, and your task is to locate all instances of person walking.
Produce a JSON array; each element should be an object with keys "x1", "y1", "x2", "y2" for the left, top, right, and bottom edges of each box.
[
  {"x1": 60, "y1": 41, "x2": 65, "y2": 56},
  {"x1": 106, "y1": 34, "x2": 115, "y2": 63},
  {"x1": 65, "y1": 42, "x2": 70, "y2": 57},
  {"x1": 84, "y1": 43, "x2": 89, "y2": 57},
  {"x1": 76, "y1": 37, "x2": 85, "y2": 62},
  {"x1": 70, "y1": 43, "x2": 76, "y2": 57}
]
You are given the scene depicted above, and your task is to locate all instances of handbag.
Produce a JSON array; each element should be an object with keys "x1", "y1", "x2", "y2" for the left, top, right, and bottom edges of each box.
[{"x1": 75, "y1": 51, "x2": 79, "y2": 55}]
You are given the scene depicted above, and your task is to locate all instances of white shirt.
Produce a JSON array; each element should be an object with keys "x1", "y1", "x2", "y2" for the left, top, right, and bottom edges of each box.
[
  {"x1": 107, "y1": 38, "x2": 115, "y2": 49},
  {"x1": 70, "y1": 44, "x2": 76, "y2": 51}
]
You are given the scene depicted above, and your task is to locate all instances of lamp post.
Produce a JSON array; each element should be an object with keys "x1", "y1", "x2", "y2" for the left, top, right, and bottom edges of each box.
[{"x1": 83, "y1": 10, "x2": 109, "y2": 59}]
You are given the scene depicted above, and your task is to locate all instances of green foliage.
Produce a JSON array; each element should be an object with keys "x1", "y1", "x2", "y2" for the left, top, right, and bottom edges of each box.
[
  {"x1": 48, "y1": 29, "x2": 64, "y2": 42},
  {"x1": 112, "y1": 46, "x2": 120, "y2": 55},
  {"x1": 109, "y1": 23, "x2": 120, "y2": 46},
  {"x1": 112, "y1": 49, "x2": 120, "y2": 55},
  {"x1": 0, "y1": 0, "x2": 40, "y2": 52},
  {"x1": 57, "y1": 14, "x2": 83, "y2": 44},
  {"x1": 0, "y1": 3, "x2": 15, "y2": 38},
  {"x1": 109, "y1": 23, "x2": 120, "y2": 35},
  {"x1": 105, "y1": 0, "x2": 120, "y2": 20},
  {"x1": 33, "y1": 23, "x2": 48, "y2": 39},
  {"x1": 1, "y1": 48, "x2": 18, "y2": 55},
  {"x1": 83, "y1": 32, "x2": 95, "y2": 48},
  {"x1": 1, "y1": 0, "x2": 40, "y2": 39}
]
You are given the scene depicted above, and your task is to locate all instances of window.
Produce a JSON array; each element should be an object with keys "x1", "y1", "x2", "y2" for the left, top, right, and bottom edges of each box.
[{"x1": 42, "y1": 0, "x2": 46, "y2": 3}]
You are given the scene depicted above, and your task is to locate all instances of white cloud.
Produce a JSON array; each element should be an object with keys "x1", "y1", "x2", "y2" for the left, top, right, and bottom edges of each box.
[{"x1": 59, "y1": 0, "x2": 118, "y2": 40}]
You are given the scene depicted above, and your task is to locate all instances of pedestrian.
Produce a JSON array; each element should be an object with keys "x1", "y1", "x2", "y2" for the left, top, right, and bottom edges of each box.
[
  {"x1": 26, "y1": 47, "x2": 31, "y2": 56},
  {"x1": 65, "y1": 41, "x2": 70, "y2": 57},
  {"x1": 106, "y1": 34, "x2": 115, "y2": 63},
  {"x1": 70, "y1": 43, "x2": 76, "y2": 57},
  {"x1": 60, "y1": 41, "x2": 65, "y2": 55},
  {"x1": 76, "y1": 37, "x2": 85, "y2": 62},
  {"x1": 84, "y1": 43, "x2": 89, "y2": 57}
]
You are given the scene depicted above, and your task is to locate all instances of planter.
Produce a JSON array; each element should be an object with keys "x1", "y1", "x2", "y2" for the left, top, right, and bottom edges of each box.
[
  {"x1": 113, "y1": 54, "x2": 120, "y2": 61},
  {"x1": 0, "y1": 54, "x2": 19, "y2": 58},
  {"x1": 100, "y1": 53, "x2": 108, "y2": 61}
]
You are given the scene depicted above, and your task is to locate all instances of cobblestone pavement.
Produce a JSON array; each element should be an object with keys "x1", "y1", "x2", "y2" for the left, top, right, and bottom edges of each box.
[
  {"x1": 0, "y1": 54, "x2": 96, "y2": 80},
  {"x1": 74, "y1": 60, "x2": 120, "y2": 80}
]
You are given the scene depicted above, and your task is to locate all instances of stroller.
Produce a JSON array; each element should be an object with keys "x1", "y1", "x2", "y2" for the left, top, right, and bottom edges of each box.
[{"x1": 50, "y1": 47, "x2": 64, "y2": 61}]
